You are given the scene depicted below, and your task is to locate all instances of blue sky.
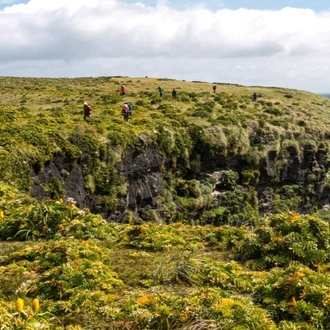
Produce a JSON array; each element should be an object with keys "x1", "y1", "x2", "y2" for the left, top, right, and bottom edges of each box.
[
  {"x1": 2, "y1": 0, "x2": 329, "y2": 11},
  {"x1": 124, "y1": 0, "x2": 330, "y2": 11},
  {"x1": 1, "y1": 0, "x2": 330, "y2": 92}
]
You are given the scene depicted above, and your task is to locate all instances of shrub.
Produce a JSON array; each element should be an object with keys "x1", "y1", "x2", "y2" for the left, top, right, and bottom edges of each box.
[{"x1": 235, "y1": 213, "x2": 330, "y2": 269}]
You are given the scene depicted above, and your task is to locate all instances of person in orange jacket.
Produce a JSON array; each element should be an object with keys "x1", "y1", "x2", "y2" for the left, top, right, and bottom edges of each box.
[{"x1": 120, "y1": 85, "x2": 127, "y2": 97}]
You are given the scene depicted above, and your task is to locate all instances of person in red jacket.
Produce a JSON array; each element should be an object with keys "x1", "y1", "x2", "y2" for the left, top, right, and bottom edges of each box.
[
  {"x1": 120, "y1": 85, "x2": 127, "y2": 97},
  {"x1": 83, "y1": 102, "x2": 92, "y2": 120}
]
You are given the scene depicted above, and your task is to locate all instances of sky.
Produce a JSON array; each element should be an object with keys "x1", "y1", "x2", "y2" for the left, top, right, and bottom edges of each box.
[{"x1": 1, "y1": 1, "x2": 330, "y2": 93}]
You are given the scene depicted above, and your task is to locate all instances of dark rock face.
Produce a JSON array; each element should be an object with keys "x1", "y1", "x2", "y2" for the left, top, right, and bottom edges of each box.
[
  {"x1": 31, "y1": 157, "x2": 87, "y2": 206},
  {"x1": 30, "y1": 142, "x2": 330, "y2": 223},
  {"x1": 258, "y1": 147, "x2": 329, "y2": 214},
  {"x1": 31, "y1": 146, "x2": 164, "y2": 223},
  {"x1": 113, "y1": 146, "x2": 163, "y2": 222}
]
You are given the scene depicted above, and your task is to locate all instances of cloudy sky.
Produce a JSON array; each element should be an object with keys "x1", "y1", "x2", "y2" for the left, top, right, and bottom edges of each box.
[{"x1": 1, "y1": 0, "x2": 330, "y2": 93}]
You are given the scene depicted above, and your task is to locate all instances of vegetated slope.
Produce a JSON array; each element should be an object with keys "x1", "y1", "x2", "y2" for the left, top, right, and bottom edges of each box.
[
  {"x1": 2, "y1": 210, "x2": 330, "y2": 329},
  {"x1": 2, "y1": 77, "x2": 330, "y2": 329},
  {"x1": 1, "y1": 76, "x2": 330, "y2": 225}
]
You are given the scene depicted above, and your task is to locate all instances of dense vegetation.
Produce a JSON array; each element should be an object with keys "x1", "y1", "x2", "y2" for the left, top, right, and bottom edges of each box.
[{"x1": 1, "y1": 76, "x2": 330, "y2": 329}]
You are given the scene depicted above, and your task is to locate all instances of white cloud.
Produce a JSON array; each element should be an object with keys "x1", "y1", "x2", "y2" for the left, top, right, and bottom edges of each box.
[{"x1": 0, "y1": 1, "x2": 330, "y2": 92}]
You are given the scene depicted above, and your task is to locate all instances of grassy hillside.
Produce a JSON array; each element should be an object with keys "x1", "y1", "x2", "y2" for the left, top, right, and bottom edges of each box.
[
  {"x1": 1, "y1": 76, "x2": 330, "y2": 329},
  {"x1": 1, "y1": 76, "x2": 330, "y2": 221}
]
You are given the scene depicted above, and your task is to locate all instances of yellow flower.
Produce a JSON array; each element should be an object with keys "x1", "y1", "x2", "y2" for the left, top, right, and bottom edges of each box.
[
  {"x1": 219, "y1": 298, "x2": 235, "y2": 306},
  {"x1": 137, "y1": 294, "x2": 151, "y2": 306},
  {"x1": 273, "y1": 236, "x2": 283, "y2": 243},
  {"x1": 32, "y1": 298, "x2": 40, "y2": 313},
  {"x1": 288, "y1": 213, "x2": 300, "y2": 223},
  {"x1": 291, "y1": 296, "x2": 297, "y2": 307},
  {"x1": 0, "y1": 210, "x2": 4, "y2": 218},
  {"x1": 57, "y1": 224, "x2": 65, "y2": 231},
  {"x1": 293, "y1": 272, "x2": 305, "y2": 279},
  {"x1": 139, "y1": 225, "x2": 148, "y2": 233},
  {"x1": 15, "y1": 298, "x2": 24, "y2": 312}
]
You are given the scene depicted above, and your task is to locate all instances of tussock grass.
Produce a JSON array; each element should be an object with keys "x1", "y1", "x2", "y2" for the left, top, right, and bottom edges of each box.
[{"x1": 2, "y1": 76, "x2": 330, "y2": 328}]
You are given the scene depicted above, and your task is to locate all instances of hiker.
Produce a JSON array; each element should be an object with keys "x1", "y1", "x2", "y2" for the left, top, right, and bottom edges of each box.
[
  {"x1": 83, "y1": 102, "x2": 92, "y2": 120},
  {"x1": 121, "y1": 103, "x2": 131, "y2": 121},
  {"x1": 120, "y1": 85, "x2": 127, "y2": 97},
  {"x1": 126, "y1": 102, "x2": 133, "y2": 115},
  {"x1": 172, "y1": 88, "x2": 177, "y2": 99},
  {"x1": 253, "y1": 92, "x2": 258, "y2": 102},
  {"x1": 158, "y1": 86, "x2": 164, "y2": 97},
  {"x1": 213, "y1": 85, "x2": 216, "y2": 93}
]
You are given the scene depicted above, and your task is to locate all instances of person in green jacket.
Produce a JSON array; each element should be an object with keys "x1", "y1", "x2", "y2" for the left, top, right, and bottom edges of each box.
[{"x1": 158, "y1": 86, "x2": 164, "y2": 97}]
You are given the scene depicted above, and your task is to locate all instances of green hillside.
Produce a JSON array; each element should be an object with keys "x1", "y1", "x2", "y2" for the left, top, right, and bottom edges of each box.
[
  {"x1": 1, "y1": 76, "x2": 330, "y2": 223},
  {"x1": 1, "y1": 76, "x2": 330, "y2": 329}
]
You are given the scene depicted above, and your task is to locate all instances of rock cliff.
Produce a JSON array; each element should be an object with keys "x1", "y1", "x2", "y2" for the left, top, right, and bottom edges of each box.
[{"x1": 30, "y1": 138, "x2": 330, "y2": 225}]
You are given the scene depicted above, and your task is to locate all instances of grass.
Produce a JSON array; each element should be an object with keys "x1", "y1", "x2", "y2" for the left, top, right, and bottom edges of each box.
[
  {"x1": 1, "y1": 76, "x2": 330, "y2": 328},
  {"x1": 2, "y1": 214, "x2": 330, "y2": 329}
]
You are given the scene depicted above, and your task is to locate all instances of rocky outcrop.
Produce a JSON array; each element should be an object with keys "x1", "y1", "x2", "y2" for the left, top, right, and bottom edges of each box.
[
  {"x1": 31, "y1": 146, "x2": 165, "y2": 223},
  {"x1": 30, "y1": 138, "x2": 330, "y2": 224},
  {"x1": 112, "y1": 146, "x2": 163, "y2": 222}
]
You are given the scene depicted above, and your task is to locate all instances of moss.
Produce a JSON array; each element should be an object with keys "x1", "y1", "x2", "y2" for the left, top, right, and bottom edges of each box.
[
  {"x1": 139, "y1": 209, "x2": 164, "y2": 224},
  {"x1": 44, "y1": 178, "x2": 65, "y2": 199},
  {"x1": 272, "y1": 193, "x2": 302, "y2": 213},
  {"x1": 68, "y1": 132, "x2": 100, "y2": 174},
  {"x1": 175, "y1": 179, "x2": 202, "y2": 198},
  {"x1": 189, "y1": 154, "x2": 202, "y2": 174},
  {"x1": 84, "y1": 175, "x2": 96, "y2": 193},
  {"x1": 241, "y1": 169, "x2": 260, "y2": 186},
  {"x1": 302, "y1": 139, "x2": 318, "y2": 153},
  {"x1": 215, "y1": 171, "x2": 239, "y2": 190},
  {"x1": 281, "y1": 140, "x2": 301, "y2": 157}
]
